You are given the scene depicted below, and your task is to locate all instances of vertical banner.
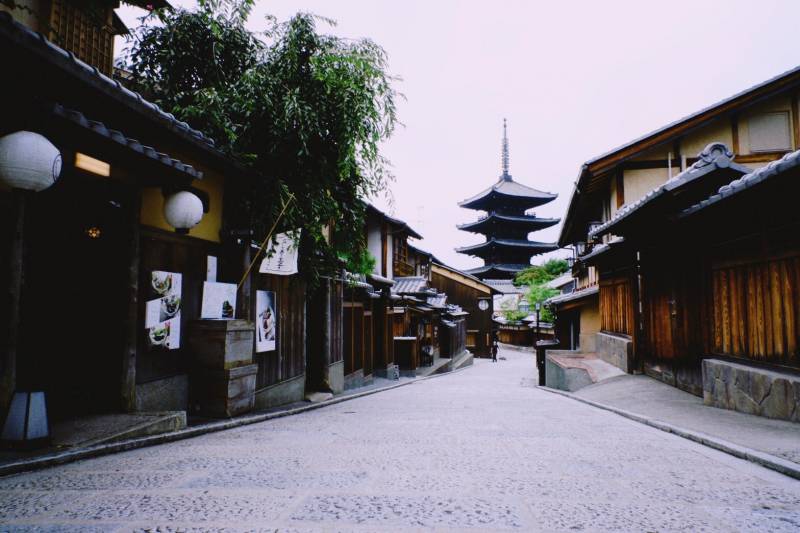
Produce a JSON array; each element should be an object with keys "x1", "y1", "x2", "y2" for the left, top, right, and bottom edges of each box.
[
  {"x1": 145, "y1": 271, "x2": 182, "y2": 350},
  {"x1": 201, "y1": 281, "x2": 237, "y2": 319},
  {"x1": 256, "y1": 290, "x2": 277, "y2": 352},
  {"x1": 259, "y1": 229, "x2": 301, "y2": 276}
]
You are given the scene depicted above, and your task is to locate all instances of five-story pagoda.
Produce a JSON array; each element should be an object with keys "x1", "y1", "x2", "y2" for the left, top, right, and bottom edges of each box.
[{"x1": 456, "y1": 120, "x2": 559, "y2": 279}]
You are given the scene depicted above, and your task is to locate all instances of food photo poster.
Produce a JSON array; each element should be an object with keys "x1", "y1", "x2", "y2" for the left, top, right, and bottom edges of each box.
[
  {"x1": 145, "y1": 271, "x2": 182, "y2": 350},
  {"x1": 256, "y1": 290, "x2": 277, "y2": 352},
  {"x1": 201, "y1": 281, "x2": 237, "y2": 319}
]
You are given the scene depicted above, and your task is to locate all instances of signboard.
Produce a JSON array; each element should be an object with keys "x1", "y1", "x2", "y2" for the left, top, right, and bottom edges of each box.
[
  {"x1": 201, "y1": 282, "x2": 237, "y2": 319},
  {"x1": 256, "y1": 290, "x2": 277, "y2": 352},
  {"x1": 259, "y1": 229, "x2": 301, "y2": 276},
  {"x1": 145, "y1": 271, "x2": 181, "y2": 350}
]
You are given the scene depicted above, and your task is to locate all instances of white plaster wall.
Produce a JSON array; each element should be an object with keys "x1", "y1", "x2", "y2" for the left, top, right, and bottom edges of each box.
[{"x1": 367, "y1": 224, "x2": 382, "y2": 276}]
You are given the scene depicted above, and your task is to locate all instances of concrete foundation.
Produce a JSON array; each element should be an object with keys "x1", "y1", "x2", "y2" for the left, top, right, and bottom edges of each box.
[
  {"x1": 595, "y1": 332, "x2": 634, "y2": 373},
  {"x1": 328, "y1": 360, "x2": 345, "y2": 394},
  {"x1": 135, "y1": 374, "x2": 188, "y2": 412},
  {"x1": 703, "y1": 359, "x2": 800, "y2": 423},
  {"x1": 344, "y1": 369, "x2": 365, "y2": 391},
  {"x1": 374, "y1": 364, "x2": 400, "y2": 380},
  {"x1": 254, "y1": 373, "x2": 305, "y2": 410},
  {"x1": 545, "y1": 354, "x2": 594, "y2": 392}
]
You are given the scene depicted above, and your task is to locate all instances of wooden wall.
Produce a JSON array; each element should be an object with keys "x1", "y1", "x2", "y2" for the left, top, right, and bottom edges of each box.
[
  {"x1": 599, "y1": 276, "x2": 635, "y2": 336},
  {"x1": 430, "y1": 270, "x2": 493, "y2": 357},
  {"x1": 137, "y1": 227, "x2": 224, "y2": 385},
  {"x1": 343, "y1": 301, "x2": 365, "y2": 376},
  {"x1": 252, "y1": 273, "x2": 306, "y2": 390},
  {"x1": 710, "y1": 254, "x2": 800, "y2": 368}
]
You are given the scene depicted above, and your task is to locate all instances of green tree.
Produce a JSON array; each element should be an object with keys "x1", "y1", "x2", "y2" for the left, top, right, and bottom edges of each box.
[
  {"x1": 123, "y1": 2, "x2": 399, "y2": 286},
  {"x1": 513, "y1": 258, "x2": 569, "y2": 323}
]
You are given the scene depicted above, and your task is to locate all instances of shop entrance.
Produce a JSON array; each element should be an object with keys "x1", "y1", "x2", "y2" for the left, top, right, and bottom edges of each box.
[{"x1": 20, "y1": 173, "x2": 132, "y2": 421}]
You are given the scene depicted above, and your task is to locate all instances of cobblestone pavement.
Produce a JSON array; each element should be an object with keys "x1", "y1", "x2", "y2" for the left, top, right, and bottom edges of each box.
[{"x1": 2, "y1": 348, "x2": 800, "y2": 532}]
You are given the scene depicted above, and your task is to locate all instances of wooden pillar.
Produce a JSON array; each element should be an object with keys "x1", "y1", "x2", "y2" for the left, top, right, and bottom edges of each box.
[
  {"x1": 1, "y1": 189, "x2": 27, "y2": 415},
  {"x1": 238, "y1": 243, "x2": 253, "y2": 320},
  {"x1": 120, "y1": 188, "x2": 141, "y2": 412}
]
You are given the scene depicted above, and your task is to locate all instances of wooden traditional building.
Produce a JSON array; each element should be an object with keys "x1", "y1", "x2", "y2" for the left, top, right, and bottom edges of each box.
[
  {"x1": 429, "y1": 262, "x2": 496, "y2": 357},
  {"x1": 0, "y1": 3, "x2": 319, "y2": 440},
  {"x1": 554, "y1": 65, "x2": 800, "y2": 421}
]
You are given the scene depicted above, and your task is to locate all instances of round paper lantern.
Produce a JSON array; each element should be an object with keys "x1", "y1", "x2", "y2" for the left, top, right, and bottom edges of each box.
[
  {"x1": 163, "y1": 190, "x2": 204, "y2": 232},
  {"x1": 0, "y1": 131, "x2": 62, "y2": 192}
]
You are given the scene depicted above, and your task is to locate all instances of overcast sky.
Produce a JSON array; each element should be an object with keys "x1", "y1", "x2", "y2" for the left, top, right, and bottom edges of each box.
[{"x1": 117, "y1": 1, "x2": 800, "y2": 270}]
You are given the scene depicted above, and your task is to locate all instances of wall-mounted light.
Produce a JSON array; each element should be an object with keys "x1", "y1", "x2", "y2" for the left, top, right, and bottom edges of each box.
[
  {"x1": 0, "y1": 131, "x2": 61, "y2": 191},
  {"x1": 163, "y1": 190, "x2": 204, "y2": 234},
  {"x1": 85, "y1": 226, "x2": 102, "y2": 239},
  {"x1": 75, "y1": 153, "x2": 110, "y2": 177}
]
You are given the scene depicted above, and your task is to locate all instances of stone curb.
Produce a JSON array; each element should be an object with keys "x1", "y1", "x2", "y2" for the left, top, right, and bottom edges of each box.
[
  {"x1": 0, "y1": 361, "x2": 477, "y2": 478},
  {"x1": 537, "y1": 385, "x2": 800, "y2": 481}
]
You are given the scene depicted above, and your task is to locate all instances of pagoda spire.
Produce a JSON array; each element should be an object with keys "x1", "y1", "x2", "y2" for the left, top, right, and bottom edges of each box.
[{"x1": 501, "y1": 118, "x2": 510, "y2": 180}]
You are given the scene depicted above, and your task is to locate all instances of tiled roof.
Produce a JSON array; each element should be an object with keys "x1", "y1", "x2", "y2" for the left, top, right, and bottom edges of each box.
[
  {"x1": 0, "y1": 11, "x2": 264, "y2": 184},
  {"x1": 391, "y1": 276, "x2": 428, "y2": 294},
  {"x1": 365, "y1": 204, "x2": 423, "y2": 240},
  {"x1": 459, "y1": 177, "x2": 557, "y2": 209},
  {"x1": 484, "y1": 279, "x2": 527, "y2": 294},
  {"x1": 547, "y1": 285, "x2": 599, "y2": 306},
  {"x1": 681, "y1": 147, "x2": 800, "y2": 216},
  {"x1": 427, "y1": 294, "x2": 448, "y2": 308},
  {"x1": 464, "y1": 263, "x2": 531, "y2": 277},
  {"x1": 456, "y1": 238, "x2": 558, "y2": 254},
  {"x1": 588, "y1": 143, "x2": 750, "y2": 240},
  {"x1": 51, "y1": 102, "x2": 202, "y2": 180}
]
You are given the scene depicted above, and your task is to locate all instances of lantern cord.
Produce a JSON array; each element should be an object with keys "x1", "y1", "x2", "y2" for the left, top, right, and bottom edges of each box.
[{"x1": 237, "y1": 193, "x2": 296, "y2": 292}]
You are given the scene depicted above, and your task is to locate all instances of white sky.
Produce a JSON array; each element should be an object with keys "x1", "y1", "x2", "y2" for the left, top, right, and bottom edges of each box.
[{"x1": 117, "y1": 0, "x2": 800, "y2": 270}]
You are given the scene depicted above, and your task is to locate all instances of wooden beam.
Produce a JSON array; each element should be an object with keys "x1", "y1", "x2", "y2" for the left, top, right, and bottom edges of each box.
[
  {"x1": 1, "y1": 190, "x2": 27, "y2": 416},
  {"x1": 620, "y1": 159, "x2": 682, "y2": 171},
  {"x1": 792, "y1": 95, "x2": 800, "y2": 150},
  {"x1": 120, "y1": 187, "x2": 141, "y2": 413},
  {"x1": 731, "y1": 115, "x2": 740, "y2": 155},
  {"x1": 615, "y1": 170, "x2": 625, "y2": 209}
]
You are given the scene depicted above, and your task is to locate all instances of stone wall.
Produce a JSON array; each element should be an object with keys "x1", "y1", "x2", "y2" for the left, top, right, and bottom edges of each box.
[
  {"x1": 253, "y1": 373, "x2": 305, "y2": 410},
  {"x1": 703, "y1": 359, "x2": 800, "y2": 423},
  {"x1": 136, "y1": 374, "x2": 188, "y2": 412},
  {"x1": 595, "y1": 332, "x2": 633, "y2": 373}
]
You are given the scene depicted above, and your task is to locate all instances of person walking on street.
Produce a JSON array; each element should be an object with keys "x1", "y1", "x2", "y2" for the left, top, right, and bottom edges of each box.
[{"x1": 491, "y1": 340, "x2": 498, "y2": 362}]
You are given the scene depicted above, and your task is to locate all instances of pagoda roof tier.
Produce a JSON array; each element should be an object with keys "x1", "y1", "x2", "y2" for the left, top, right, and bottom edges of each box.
[
  {"x1": 464, "y1": 263, "x2": 532, "y2": 280},
  {"x1": 456, "y1": 238, "x2": 558, "y2": 258},
  {"x1": 458, "y1": 213, "x2": 560, "y2": 235},
  {"x1": 459, "y1": 176, "x2": 557, "y2": 211}
]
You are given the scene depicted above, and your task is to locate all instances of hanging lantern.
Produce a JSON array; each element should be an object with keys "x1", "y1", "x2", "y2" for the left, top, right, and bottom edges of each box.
[
  {"x1": 0, "y1": 131, "x2": 62, "y2": 192},
  {"x1": 163, "y1": 190, "x2": 204, "y2": 233}
]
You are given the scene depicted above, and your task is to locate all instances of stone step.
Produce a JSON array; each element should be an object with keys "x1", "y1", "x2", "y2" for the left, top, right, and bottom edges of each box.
[{"x1": 50, "y1": 411, "x2": 187, "y2": 449}]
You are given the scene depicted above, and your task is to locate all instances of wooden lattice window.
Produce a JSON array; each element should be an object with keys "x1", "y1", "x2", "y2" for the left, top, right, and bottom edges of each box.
[{"x1": 49, "y1": 0, "x2": 116, "y2": 75}]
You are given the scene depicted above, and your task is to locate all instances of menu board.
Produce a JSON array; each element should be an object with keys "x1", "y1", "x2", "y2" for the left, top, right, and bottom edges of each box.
[
  {"x1": 145, "y1": 271, "x2": 182, "y2": 350},
  {"x1": 256, "y1": 290, "x2": 277, "y2": 352},
  {"x1": 201, "y1": 281, "x2": 237, "y2": 319}
]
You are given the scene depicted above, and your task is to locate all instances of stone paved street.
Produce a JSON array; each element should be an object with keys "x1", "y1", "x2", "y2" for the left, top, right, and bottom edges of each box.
[{"x1": 1, "y1": 347, "x2": 800, "y2": 532}]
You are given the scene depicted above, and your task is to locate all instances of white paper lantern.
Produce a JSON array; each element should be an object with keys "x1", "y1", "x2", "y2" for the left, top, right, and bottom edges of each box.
[
  {"x1": 0, "y1": 131, "x2": 62, "y2": 192},
  {"x1": 163, "y1": 190, "x2": 204, "y2": 232}
]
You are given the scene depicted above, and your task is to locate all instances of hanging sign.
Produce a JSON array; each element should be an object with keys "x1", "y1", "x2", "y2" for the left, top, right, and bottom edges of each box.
[
  {"x1": 145, "y1": 271, "x2": 182, "y2": 350},
  {"x1": 201, "y1": 281, "x2": 237, "y2": 319},
  {"x1": 256, "y1": 290, "x2": 277, "y2": 352},
  {"x1": 259, "y1": 229, "x2": 301, "y2": 276}
]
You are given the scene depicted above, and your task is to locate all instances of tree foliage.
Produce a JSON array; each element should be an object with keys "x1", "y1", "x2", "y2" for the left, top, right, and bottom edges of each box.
[
  {"x1": 513, "y1": 258, "x2": 569, "y2": 323},
  {"x1": 122, "y1": 1, "x2": 399, "y2": 286}
]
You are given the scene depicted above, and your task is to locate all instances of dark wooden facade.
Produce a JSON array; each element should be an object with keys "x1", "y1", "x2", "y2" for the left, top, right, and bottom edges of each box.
[{"x1": 430, "y1": 264, "x2": 494, "y2": 357}]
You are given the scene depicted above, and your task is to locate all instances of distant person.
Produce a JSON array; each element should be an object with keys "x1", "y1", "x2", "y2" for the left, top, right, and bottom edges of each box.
[{"x1": 491, "y1": 340, "x2": 498, "y2": 362}]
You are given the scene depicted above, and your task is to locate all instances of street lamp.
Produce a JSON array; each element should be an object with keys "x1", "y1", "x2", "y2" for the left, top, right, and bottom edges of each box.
[
  {"x1": 0, "y1": 131, "x2": 62, "y2": 448},
  {"x1": 534, "y1": 302, "x2": 541, "y2": 345},
  {"x1": 163, "y1": 190, "x2": 204, "y2": 233}
]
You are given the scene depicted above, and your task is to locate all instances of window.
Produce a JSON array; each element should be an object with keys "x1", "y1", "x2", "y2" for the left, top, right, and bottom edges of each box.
[{"x1": 748, "y1": 112, "x2": 792, "y2": 153}]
